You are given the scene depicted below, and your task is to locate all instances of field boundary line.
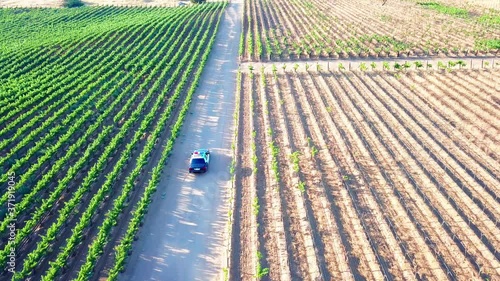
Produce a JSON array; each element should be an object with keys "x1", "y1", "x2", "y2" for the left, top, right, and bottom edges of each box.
[{"x1": 241, "y1": 57, "x2": 498, "y2": 73}]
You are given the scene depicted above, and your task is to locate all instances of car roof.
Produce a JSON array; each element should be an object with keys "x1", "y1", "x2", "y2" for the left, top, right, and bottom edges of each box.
[{"x1": 191, "y1": 150, "x2": 207, "y2": 159}]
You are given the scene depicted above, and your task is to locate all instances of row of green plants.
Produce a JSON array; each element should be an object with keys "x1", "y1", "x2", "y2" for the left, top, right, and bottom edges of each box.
[
  {"x1": 0, "y1": 14, "x2": 172, "y2": 225},
  {"x1": 247, "y1": 67, "x2": 268, "y2": 279},
  {"x1": 260, "y1": 69, "x2": 280, "y2": 182},
  {"x1": 239, "y1": 25, "x2": 245, "y2": 58},
  {"x1": 417, "y1": 2, "x2": 469, "y2": 18},
  {"x1": 0, "y1": 10, "x2": 191, "y2": 226},
  {"x1": 251, "y1": 194, "x2": 268, "y2": 280},
  {"x1": 21, "y1": 8, "x2": 218, "y2": 280},
  {"x1": 242, "y1": 0, "x2": 499, "y2": 62},
  {"x1": 0, "y1": 30, "x2": 101, "y2": 88},
  {"x1": 289, "y1": 151, "x2": 306, "y2": 192},
  {"x1": 0, "y1": 12, "x2": 179, "y2": 173},
  {"x1": 0, "y1": 4, "x2": 219, "y2": 279},
  {"x1": 475, "y1": 39, "x2": 500, "y2": 50},
  {"x1": 255, "y1": 251, "x2": 269, "y2": 279},
  {"x1": 0, "y1": 6, "x2": 175, "y2": 53},
  {"x1": 281, "y1": 60, "x2": 472, "y2": 73},
  {"x1": 246, "y1": 0, "x2": 254, "y2": 60},
  {"x1": 4, "y1": 9, "x2": 183, "y2": 99},
  {"x1": 229, "y1": 70, "x2": 241, "y2": 179},
  {"x1": 2, "y1": 23, "x2": 180, "y2": 273},
  {"x1": 261, "y1": 60, "x2": 475, "y2": 76},
  {"x1": 249, "y1": 68, "x2": 258, "y2": 174},
  {"x1": 105, "y1": 3, "x2": 225, "y2": 280},
  {"x1": 0, "y1": 29, "x2": 119, "y2": 124},
  {"x1": 0, "y1": 10, "x2": 179, "y2": 119},
  {"x1": 250, "y1": 59, "x2": 488, "y2": 77},
  {"x1": 74, "y1": 10, "x2": 221, "y2": 280},
  {"x1": 271, "y1": 66, "x2": 307, "y2": 194},
  {"x1": 477, "y1": 12, "x2": 500, "y2": 26},
  {"x1": 418, "y1": 0, "x2": 500, "y2": 27}
]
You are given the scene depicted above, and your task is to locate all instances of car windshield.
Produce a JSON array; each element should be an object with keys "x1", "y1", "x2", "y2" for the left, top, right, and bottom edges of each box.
[{"x1": 191, "y1": 158, "x2": 205, "y2": 164}]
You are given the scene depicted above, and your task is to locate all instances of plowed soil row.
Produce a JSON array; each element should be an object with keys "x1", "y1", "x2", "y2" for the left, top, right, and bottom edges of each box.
[
  {"x1": 231, "y1": 73, "x2": 258, "y2": 280},
  {"x1": 233, "y1": 67, "x2": 499, "y2": 280}
]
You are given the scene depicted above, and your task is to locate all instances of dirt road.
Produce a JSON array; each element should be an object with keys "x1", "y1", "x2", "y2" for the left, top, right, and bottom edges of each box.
[{"x1": 121, "y1": 1, "x2": 242, "y2": 280}]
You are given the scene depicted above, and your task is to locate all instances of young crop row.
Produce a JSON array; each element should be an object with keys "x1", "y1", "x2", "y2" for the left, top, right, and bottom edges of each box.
[
  {"x1": 235, "y1": 69, "x2": 259, "y2": 279},
  {"x1": 232, "y1": 66, "x2": 499, "y2": 279},
  {"x1": 240, "y1": 0, "x2": 499, "y2": 61},
  {"x1": 0, "y1": 3, "x2": 226, "y2": 280}
]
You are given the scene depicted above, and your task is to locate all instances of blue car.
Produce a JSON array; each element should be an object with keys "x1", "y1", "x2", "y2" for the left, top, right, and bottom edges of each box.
[{"x1": 188, "y1": 149, "x2": 210, "y2": 173}]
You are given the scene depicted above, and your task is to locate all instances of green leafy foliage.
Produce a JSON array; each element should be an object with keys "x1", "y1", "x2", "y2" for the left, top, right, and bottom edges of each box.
[
  {"x1": 252, "y1": 197, "x2": 260, "y2": 216},
  {"x1": 359, "y1": 62, "x2": 368, "y2": 72},
  {"x1": 311, "y1": 146, "x2": 318, "y2": 158},
  {"x1": 255, "y1": 251, "x2": 269, "y2": 279},
  {"x1": 418, "y1": 2, "x2": 469, "y2": 18},
  {"x1": 0, "y1": 3, "x2": 227, "y2": 280},
  {"x1": 290, "y1": 151, "x2": 300, "y2": 172},
  {"x1": 269, "y1": 141, "x2": 280, "y2": 181},
  {"x1": 478, "y1": 12, "x2": 500, "y2": 26},
  {"x1": 475, "y1": 39, "x2": 500, "y2": 50},
  {"x1": 298, "y1": 181, "x2": 306, "y2": 193},
  {"x1": 64, "y1": 0, "x2": 84, "y2": 7},
  {"x1": 108, "y1": 4, "x2": 227, "y2": 279}
]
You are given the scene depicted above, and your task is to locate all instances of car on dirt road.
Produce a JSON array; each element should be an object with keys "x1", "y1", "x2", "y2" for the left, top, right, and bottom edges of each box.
[{"x1": 188, "y1": 149, "x2": 210, "y2": 173}]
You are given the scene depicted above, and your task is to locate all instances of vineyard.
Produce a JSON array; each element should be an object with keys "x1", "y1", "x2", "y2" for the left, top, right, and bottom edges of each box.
[
  {"x1": 2, "y1": 0, "x2": 500, "y2": 280},
  {"x1": 239, "y1": 0, "x2": 500, "y2": 61},
  {"x1": 0, "y1": 0, "x2": 187, "y2": 8},
  {"x1": 231, "y1": 66, "x2": 500, "y2": 280},
  {"x1": 0, "y1": 2, "x2": 226, "y2": 280}
]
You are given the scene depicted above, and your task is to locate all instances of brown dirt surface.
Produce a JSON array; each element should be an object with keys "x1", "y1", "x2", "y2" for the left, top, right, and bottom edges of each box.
[
  {"x1": 233, "y1": 64, "x2": 500, "y2": 280},
  {"x1": 230, "y1": 72, "x2": 257, "y2": 280}
]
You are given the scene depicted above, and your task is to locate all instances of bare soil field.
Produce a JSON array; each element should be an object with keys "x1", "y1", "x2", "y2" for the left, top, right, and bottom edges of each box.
[{"x1": 231, "y1": 66, "x2": 500, "y2": 280}]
